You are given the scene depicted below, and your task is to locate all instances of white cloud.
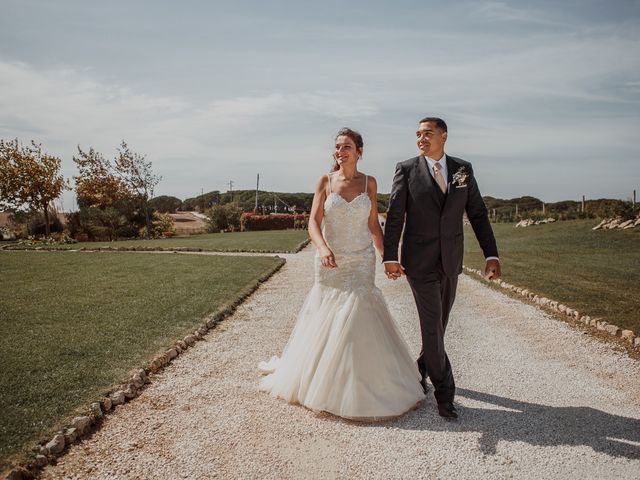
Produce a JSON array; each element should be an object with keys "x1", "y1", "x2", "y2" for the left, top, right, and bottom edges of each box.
[
  {"x1": 473, "y1": 1, "x2": 565, "y2": 26},
  {"x1": 0, "y1": 59, "x2": 382, "y2": 206}
]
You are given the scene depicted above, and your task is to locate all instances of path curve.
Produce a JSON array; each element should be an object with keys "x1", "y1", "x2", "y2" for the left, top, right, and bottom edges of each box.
[{"x1": 41, "y1": 245, "x2": 640, "y2": 479}]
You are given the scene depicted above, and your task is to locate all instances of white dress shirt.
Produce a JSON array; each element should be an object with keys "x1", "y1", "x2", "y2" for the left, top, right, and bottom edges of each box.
[{"x1": 383, "y1": 152, "x2": 499, "y2": 264}]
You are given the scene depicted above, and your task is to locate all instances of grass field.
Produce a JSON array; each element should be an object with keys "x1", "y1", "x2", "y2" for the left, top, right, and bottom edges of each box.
[
  {"x1": 0, "y1": 251, "x2": 284, "y2": 471},
  {"x1": 2, "y1": 230, "x2": 310, "y2": 252},
  {"x1": 463, "y1": 219, "x2": 640, "y2": 333}
]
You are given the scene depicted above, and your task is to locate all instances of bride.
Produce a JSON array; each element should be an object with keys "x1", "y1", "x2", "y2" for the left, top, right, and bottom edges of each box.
[{"x1": 258, "y1": 128, "x2": 424, "y2": 421}]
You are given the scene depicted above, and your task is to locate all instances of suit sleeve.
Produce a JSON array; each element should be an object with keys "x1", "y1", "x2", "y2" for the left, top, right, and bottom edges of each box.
[
  {"x1": 383, "y1": 163, "x2": 408, "y2": 262},
  {"x1": 465, "y1": 166, "x2": 499, "y2": 259}
]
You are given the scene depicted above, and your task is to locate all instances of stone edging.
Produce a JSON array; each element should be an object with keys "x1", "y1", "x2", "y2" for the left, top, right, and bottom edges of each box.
[
  {"x1": 4, "y1": 257, "x2": 287, "y2": 480},
  {"x1": 1, "y1": 238, "x2": 311, "y2": 255},
  {"x1": 462, "y1": 266, "x2": 640, "y2": 351}
]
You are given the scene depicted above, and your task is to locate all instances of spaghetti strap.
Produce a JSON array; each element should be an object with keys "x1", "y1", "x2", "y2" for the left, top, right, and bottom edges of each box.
[
  {"x1": 327, "y1": 173, "x2": 332, "y2": 196},
  {"x1": 364, "y1": 175, "x2": 368, "y2": 194}
]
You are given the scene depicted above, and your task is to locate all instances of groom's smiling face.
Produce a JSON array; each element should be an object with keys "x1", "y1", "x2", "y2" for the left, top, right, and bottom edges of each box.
[{"x1": 416, "y1": 122, "x2": 447, "y2": 159}]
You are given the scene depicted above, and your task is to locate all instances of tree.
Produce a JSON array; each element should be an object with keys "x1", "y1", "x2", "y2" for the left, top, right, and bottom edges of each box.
[
  {"x1": 0, "y1": 139, "x2": 67, "y2": 236},
  {"x1": 115, "y1": 141, "x2": 162, "y2": 238},
  {"x1": 148, "y1": 195, "x2": 182, "y2": 213},
  {"x1": 72, "y1": 143, "x2": 162, "y2": 240},
  {"x1": 183, "y1": 191, "x2": 220, "y2": 211},
  {"x1": 73, "y1": 146, "x2": 130, "y2": 209}
]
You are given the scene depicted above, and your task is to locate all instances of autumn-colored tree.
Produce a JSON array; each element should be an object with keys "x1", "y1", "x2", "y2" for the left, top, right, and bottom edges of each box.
[
  {"x1": 72, "y1": 143, "x2": 162, "y2": 239},
  {"x1": 73, "y1": 146, "x2": 130, "y2": 208},
  {"x1": 0, "y1": 139, "x2": 68, "y2": 236},
  {"x1": 115, "y1": 141, "x2": 162, "y2": 238}
]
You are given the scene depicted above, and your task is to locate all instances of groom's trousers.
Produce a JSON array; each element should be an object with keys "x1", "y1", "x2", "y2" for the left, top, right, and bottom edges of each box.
[{"x1": 406, "y1": 267, "x2": 458, "y2": 405}]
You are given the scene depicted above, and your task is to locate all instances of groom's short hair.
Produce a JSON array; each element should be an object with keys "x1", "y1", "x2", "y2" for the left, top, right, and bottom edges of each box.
[{"x1": 419, "y1": 117, "x2": 447, "y2": 132}]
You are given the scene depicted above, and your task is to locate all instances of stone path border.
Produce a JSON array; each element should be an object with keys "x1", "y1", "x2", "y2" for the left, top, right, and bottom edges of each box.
[{"x1": 463, "y1": 265, "x2": 640, "y2": 352}]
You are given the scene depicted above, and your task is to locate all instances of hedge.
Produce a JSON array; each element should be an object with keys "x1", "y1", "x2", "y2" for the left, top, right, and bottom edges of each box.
[{"x1": 240, "y1": 213, "x2": 309, "y2": 231}]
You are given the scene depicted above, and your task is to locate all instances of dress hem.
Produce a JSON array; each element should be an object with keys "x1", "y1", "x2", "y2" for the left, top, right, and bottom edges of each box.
[{"x1": 263, "y1": 389, "x2": 426, "y2": 423}]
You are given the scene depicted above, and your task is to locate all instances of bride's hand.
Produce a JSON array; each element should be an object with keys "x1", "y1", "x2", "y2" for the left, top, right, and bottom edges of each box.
[{"x1": 319, "y1": 246, "x2": 338, "y2": 268}]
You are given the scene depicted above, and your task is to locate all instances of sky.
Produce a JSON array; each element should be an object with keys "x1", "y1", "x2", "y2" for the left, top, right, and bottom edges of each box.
[{"x1": 1, "y1": 0, "x2": 639, "y2": 210}]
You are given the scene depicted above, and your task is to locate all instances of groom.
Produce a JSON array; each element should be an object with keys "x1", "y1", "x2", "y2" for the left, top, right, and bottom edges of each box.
[{"x1": 383, "y1": 117, "x2": 500, "y2": 419}]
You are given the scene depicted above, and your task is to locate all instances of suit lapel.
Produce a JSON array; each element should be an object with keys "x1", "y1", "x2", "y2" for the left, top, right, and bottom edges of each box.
[{"x1": 417, "y1": 155, "x2": 444, "y2": 207}]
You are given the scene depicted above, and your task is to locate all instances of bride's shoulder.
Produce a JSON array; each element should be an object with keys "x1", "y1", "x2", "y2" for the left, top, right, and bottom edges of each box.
[
  {"x1": 363, "y1": 173, "x2": 378, "y2": 185},
  {"x1": 362, "y1": 173, "x2": 378, "y2": 190},
  {"x1": 314, "y1": 173, "x2": 331, "y2": 192},
  {"x1": 363, "y1": 172, "x2": 377, "y2": 182}
]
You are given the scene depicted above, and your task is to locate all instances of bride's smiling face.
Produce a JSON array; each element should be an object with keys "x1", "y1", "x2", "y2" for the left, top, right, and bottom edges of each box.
[{"x1": 334, "y1": 135, "x2": 362, "y2": 166}]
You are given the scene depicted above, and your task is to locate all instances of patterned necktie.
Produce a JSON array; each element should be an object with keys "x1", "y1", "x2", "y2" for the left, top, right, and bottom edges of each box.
[{"x1": 433, "y1": 161, "x2": 447, "y2": 194}]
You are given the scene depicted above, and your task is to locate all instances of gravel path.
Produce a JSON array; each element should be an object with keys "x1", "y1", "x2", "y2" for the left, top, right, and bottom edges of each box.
[{"x1": 41, "y1": 246, "x2": 640, "y2": 479}]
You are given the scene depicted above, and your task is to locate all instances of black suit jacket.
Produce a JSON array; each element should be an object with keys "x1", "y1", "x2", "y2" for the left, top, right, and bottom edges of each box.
[{"x1": 383, "y1": 154, "x2": 498, "y2": 278}]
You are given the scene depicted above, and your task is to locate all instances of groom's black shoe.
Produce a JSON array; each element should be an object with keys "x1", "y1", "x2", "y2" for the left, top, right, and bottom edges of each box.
[
  {"x1": 419, "y1": 378, "x2": 429, "y2": 394},
  {"x1": 437, "y1": 402, "x2": 458, "y2": 419}
]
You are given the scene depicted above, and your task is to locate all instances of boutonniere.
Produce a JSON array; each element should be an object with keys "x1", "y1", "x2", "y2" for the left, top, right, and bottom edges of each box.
[{"x1": 452, "y1": 167, "x2": 469, "y2": 188}]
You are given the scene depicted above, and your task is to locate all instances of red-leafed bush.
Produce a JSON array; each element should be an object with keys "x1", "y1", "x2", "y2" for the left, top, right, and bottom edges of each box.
[{"x1": 241, "y1": 213, "x2": 309, "y2": 231}]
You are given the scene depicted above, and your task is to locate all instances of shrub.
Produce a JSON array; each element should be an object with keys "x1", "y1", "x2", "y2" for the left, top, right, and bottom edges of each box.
[
  {"x1": 71, "y1": 205, "x2": 156, "y2": 240},
  {"x1": 144, "y1": 211, "x2": 176, "y2": 238},
  {"x1": 65, "y1": 211, "x2": 82, "y2": 238},
  {"x1": 115, "y1": 224, "x2": 140, "y2": 239},
  {"x1": 26, "y1": 212, "x2": 64, "y2": 236},
  {"x1": 1, "y1": 213, "x2": 28, "y2": 239},
  {"x1": 618, "y1": 202, "x2": 640, "y2": 220},
  {"x1": 0, "y1": 225, "x2": 17, "y2": 241},
  {"x1": 559, "y1": 210, "x2": 596, "y2": 221},
  {"x1": 205, "y1": 203, "x2": 242, "y2": 232},
  {"x1": 293, "y1": 213, "x2": 309, "y2": 230},
  {"x1": 88, "y1": 225, "x2": 112, "y2": 241},
  {"x1": 80, "y1": 207, "x2": 128, "y2": 240}
]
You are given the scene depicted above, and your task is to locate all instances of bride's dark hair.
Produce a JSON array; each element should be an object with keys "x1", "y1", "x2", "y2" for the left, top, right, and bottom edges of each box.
[{"x1": 331, "y1": 127, "x2": 364, "y2": 172}]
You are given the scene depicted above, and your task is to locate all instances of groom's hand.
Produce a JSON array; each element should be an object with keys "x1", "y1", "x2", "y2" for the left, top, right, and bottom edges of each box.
[
  {"x1": 484, "y1": 259, "x2": 501, "y2": 281},
  {"x1": 384, "y1": 262, "x2": 405, "y2": 280}
]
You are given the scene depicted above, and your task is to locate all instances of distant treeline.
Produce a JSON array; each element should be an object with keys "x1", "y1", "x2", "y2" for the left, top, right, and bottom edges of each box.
[
  {"x1": 151, "y1": 190, "x2": 391, "y2": 215},
  {"x1": 149, "y1": 191, "x2": 636, "y2": 221},
  {"x1": 482, "y1": 196, "x2": 636, "y2": 222}
]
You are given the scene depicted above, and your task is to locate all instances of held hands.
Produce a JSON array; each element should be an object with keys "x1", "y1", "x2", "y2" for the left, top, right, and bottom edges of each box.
[
  {"x1": 484, "y1": 259, "x2": 501, "y2": 281},
  {"x1": 384, "y1": 262, "x2": 405, "y2": 280},
  {"x1": 319, "y1": 246, "x2": 337, "y2": 268}
]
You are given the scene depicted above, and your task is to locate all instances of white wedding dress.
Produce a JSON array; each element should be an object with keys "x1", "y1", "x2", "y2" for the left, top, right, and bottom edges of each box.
[{"x1": 258, "y1": 176, "x2": 424, "y2": 421}]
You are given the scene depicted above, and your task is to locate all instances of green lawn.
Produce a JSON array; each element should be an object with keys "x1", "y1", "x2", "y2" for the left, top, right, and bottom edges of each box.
[
  {"x1": 2, "y1": 230, "x2": 310, "y2": 253},
  {"x1": 463, "y1": 219, "x2": 640, "y2": 333},
  {"x1": 0, "y1": 251, "x2": 284, "y2": 471}
]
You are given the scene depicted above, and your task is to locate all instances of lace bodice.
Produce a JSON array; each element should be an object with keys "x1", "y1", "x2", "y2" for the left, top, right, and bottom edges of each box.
[
  {"x1": 315, "y1": 176, "x2": 375, "y2": 292},
  {"x1": 322, "y1": 191, "x2": 372, "y2": 253}
]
